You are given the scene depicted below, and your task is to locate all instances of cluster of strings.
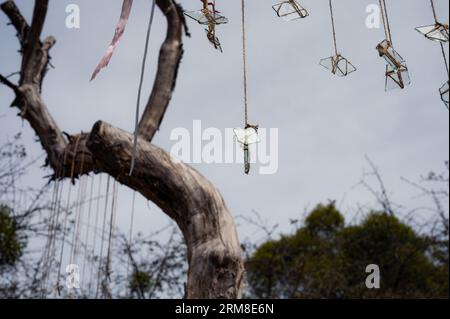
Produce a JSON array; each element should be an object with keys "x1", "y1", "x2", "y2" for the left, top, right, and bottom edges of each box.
[{"x1": 39, "y1": 139, "x2": 137, "y2": 298}]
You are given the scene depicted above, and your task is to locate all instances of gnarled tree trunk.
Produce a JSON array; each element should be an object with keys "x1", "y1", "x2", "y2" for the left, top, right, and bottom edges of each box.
[{"x1": 0, "y1": 0, "x2": 244, "y2": 299}]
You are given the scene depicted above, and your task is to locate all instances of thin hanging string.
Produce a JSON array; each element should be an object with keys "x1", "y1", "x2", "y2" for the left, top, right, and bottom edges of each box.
[
  {"x1": 441, "y1": 43, "x2": 449, "y2": 78},
  {"x1": 130, "y1": 0, "x2": 157, "y2": 176},
  {"x1": 378, "y1": 0, "x2": 388, "y2": 41},
  {"x1": 126, "y1": 191, "x2": 137, "y2": 283},
  {"x1": 81, "y1": 175, "x2": 95, "y2": 293},
  {"x1": 47, "y1": 160, "x2": 67, "y2": 297},
  {"x1": 104, "y1": 180, "x2": 119, "y2": 299},
  {"x1": 241, "y1": 0, "x2": 249, "y2": 128},
  {"x1": 70, "y1": 150, "x2": 87, "y2": 265},
  {"x1": 96, "y1": 175, "x2": 111, "y2": 299},
  {"x1": 41, "y1": 169, "x2": 61, "y2": 296},
  {"x1": 89, "y1": 174, "x2": 103, "y2": 297},
  {"x1": 430, "y1": 0, "x2": 438, "y2": 24},
  {"x1": 329, "y1": 0, "x2": 338, "y2": 56},
  {"x1": 56, "y1": 136, "x2": 81, "y2": 295},
  {"x1": 430, "y1": 0, "x2": 449, "y2": 79},
  {"x1": 379, "y1": 0, "x2": 393, "y2": 46},
  {"x1": 41, "y1": 156, "x2": 64, "y2": 298}
]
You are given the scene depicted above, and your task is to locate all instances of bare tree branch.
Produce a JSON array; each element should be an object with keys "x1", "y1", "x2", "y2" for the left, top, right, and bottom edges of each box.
[
  {"x1": 21, "y1": 0, "x2": 48, "y2": 85},
  {"x1": 0, "y1": 74, "x2": 18, "y2": 92},
  {"x1": 0, "y1": 0, "x2": 29, "y2": 47}
]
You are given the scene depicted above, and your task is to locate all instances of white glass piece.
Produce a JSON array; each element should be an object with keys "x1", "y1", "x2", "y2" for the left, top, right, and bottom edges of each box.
[
  {"x1": 234, "y1": 127, "x2": 260, "y2": 145},
  {"x1": 272, "y1": 1, "x2": 309, "y2": 21},
  {"x1": 184, "y1": 10, "x2": 228, "y2": 26},
  {"x1": 385, "y1": 63, "x2": 411, "y2": 91},
  {"x1": 320, "y1": 54, "x2": 357, "y2": 77},
  {"x1": 415, "y1": 23, "x2": 449, "y2": 43}
]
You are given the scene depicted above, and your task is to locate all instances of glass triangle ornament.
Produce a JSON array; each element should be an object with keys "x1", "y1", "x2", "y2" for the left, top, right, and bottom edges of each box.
[
  {"x1": 272, "y1": 0, "x2": 309, "y2": 21},
  {"x1": 320, "y1": 54, "x2": 357, "y2": 77},
  {"x1": 376, "y1": 40, "x2": 406, "y2": 71},
  {"x1": 440, "y1": 81, "x2": 449, "y2": 109},
  {"x1": 415, "y1": 23, "x2": 449, "y2": 43},
  {"x1": 385, "y1": 64, "x2": 411, "y2": 91},
  {"x1": 184, "y1": 9, "x2": 229, "y2": 26},
  {"x1": 377, "y1": 40, "x2": 411, "y2": 90}
]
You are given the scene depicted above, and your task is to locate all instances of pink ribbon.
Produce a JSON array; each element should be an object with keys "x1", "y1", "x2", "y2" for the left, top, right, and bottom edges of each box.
[{"x1": 91, "y1": 0, "x2": 134, "y2": 81}]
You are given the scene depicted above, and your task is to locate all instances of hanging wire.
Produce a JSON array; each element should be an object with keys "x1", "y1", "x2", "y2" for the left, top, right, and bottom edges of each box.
[
  {"x1": 55, "y1": 136, "x2": 81, "y2": 296},
  {"x1": 329, "y1": 0, "x2": 338, "y2": 56},
  {"x1": 431, "y1": 0, "x2": 450, "y2": 78},
  {"x1": 40, "y1": 174, "x2": 60, "y2": 297},
  {"x1": 89, "y1": 174, "x2": 103, "y2": 297},
  {"x1": 41, "y1": 155, "x2": 65, "y2": 298},
  {"x1": 241, "y1": 0, "x2": 249, "y2": 128},
  {"x1": 103, "y1": 180, "x2": 119, "y2": 299},
  {"x1": 70, "y1": 150, "x2": 87, "y2": 266},
  {"x1": 430, "y1": 0, "x2": 438, "y2": 24},
  {"x1": 130, "y1": 0, "x2": 157, "y2": 176},
  {"x1": 126, "y1": 191, "x2": 137, "y2": 284},
  {"x1": 441, "y1": 43, "x2": 450, "y2": 78},
  {"x1": 81, "y1": 175, "x2": 95, "y2": 293},
  {"x1": 379, "y1": 0, "x2": 394, "y2": 46},
  {"x1": 46, "y1": 161, "x2": 67, "y2": 296},
  {"x1": 95, "y1": 175, "x2": 111, "y2": 299}
]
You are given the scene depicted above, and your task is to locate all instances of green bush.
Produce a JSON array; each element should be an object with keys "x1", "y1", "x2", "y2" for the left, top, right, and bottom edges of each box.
[
  {"x1": 0, "y1": 205, "x2": 24, "y2": 269},
  {"x1": 246, "y1": 204, "x2": 449, "y2": 299}
]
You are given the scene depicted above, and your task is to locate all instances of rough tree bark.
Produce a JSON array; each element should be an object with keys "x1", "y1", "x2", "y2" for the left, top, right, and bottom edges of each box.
[{"x1": 0, "y1": 0, "x2": 244, "y2": 299}]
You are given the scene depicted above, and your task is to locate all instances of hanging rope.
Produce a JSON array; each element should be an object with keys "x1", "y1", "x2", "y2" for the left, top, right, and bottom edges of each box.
[
  {"x1": 89, "y1": 174, "x2": 103, "y2": 297},
  {"x1": 430, "y1": 0, "x2": 438, "y2": 24},
  {"x1": 328, "y1": 0, "x2": 338, "y2": 56},
  {"x1": 126, "y1": 191, "x2": 137, "y2": 283},
  {"x1": 46, "y1": 160, "x2": 67, "y2": 297},
  {"x1": 70, "y1": 150, "x2": 87, "y2": 266},
  {"x1": 41, "y1": 155, "x2": 65, "y2": 298},
  {"x1": 441, "y1": 43, "x2": 449, "y2": 78},
  {"x1": 130, "y1": 0, "x2": 157, "y2": 176},
  {"x1": 55, "y1": 136, "x2": 81, "y2": 296},
  {"x1": 103, "y1": 180, "x2": 119, "y2": 299},
  {"x1": 430, "y1": 0, "x2": 449, "y2": 79},
  {"x1": 81, "y1": 175, "x2": 95, "y2": 292},
  {"x1": 379, "y1": 0, "x2": 394, "y2": 46},
  {"x1": 41, "y1": 174, "x2": 60, "y2": 296},
  {"x1": 95, "y1": 175, "x2": 111, "y2": 299},
  {"x1": 241, "y1": 0, "x2": 249, "y2": 128}
]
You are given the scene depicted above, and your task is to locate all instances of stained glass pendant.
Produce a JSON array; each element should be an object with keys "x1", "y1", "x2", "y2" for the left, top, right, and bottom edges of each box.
[{"x1": 272, "y1": 0, "x2": 309, "y2": 21}]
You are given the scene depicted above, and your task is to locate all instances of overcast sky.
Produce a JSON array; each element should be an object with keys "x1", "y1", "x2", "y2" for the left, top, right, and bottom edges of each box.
[{"x1": 1, "y1": 0, "x2": 449, "y2": 247}]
